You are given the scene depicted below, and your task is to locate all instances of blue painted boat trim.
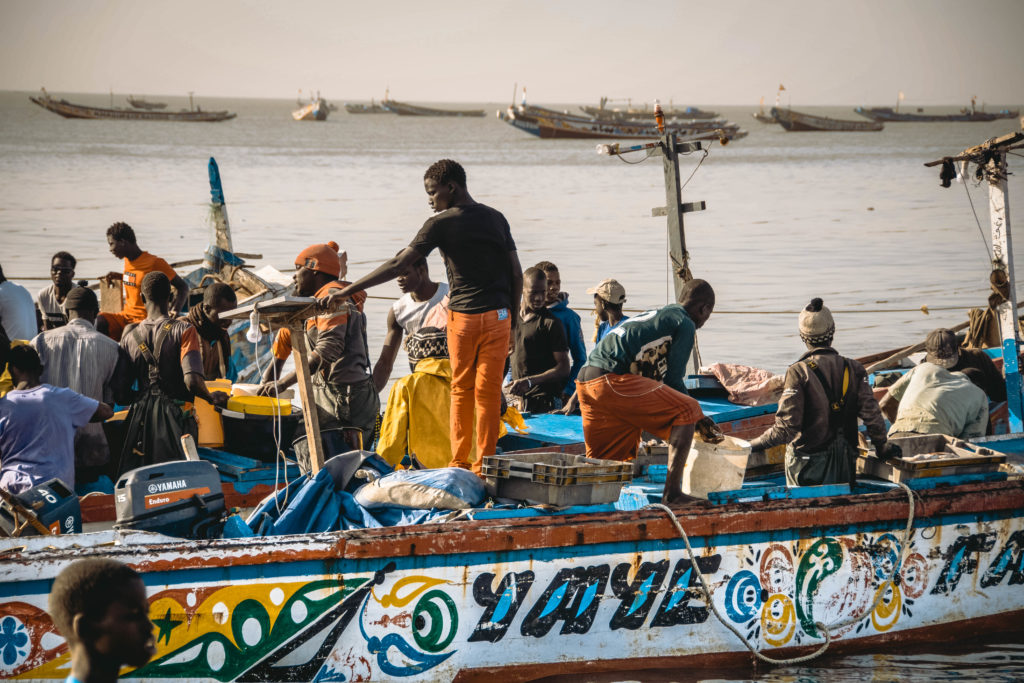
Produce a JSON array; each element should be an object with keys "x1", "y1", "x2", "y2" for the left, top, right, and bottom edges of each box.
[{"x1": 4, "y1": 498, "x2": 1021, "y2": 600}]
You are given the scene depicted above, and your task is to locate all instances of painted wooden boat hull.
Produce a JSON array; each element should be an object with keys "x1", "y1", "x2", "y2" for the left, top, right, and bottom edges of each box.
[
  {"x1": 1, "y1": 479, "x2": 1021, "y2": 680},
  {"x1": 29, "y1": 95, "x2": 236, "y2": 122},
  {"x1": 382, "y1": 100, "x2": 485, "y2": 117},
  {"x1": 855, "y1": 106, "x2": 1021, "y2": 122},
  {"x1": 498, "y1": 107, "x2": 748, "y2": 142},
  {"x1": 772, "y1": 107, "x2": 883, "y2": 132}
]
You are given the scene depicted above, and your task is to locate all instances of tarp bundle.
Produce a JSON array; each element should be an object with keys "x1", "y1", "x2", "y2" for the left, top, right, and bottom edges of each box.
[{"x1": 242, "y1": 453, "x2": 485, "y2": 536}]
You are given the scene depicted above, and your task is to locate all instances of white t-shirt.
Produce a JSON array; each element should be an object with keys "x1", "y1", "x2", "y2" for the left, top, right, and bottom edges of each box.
[
  {"x1": 392, "y1": 282, "x2": 449, "y2": 337},
  {"x1": 0, "y1": 280, "x2": 37, "y2": 341}
]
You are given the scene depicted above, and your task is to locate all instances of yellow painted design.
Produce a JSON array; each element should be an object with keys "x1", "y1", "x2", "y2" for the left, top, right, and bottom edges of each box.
[
  {"x1": 870, "y1": 581, "x2": 902, "y2": 632},
  {"x1": 12, "y1": 651, "x2": 69, "y2": 680},
  {"x1": 149, "y1": 581, "x2": 330, "y2": 659},
  {"x1": 760, "y1": 593, "x2": 796, "y2": 647},
  {"x1": 376, "y1": 576, "x2": 450, "y2": 608}
]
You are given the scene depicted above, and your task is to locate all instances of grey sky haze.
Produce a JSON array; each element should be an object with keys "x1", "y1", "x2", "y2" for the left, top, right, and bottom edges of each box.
[{"x1": 2, "y1": 0, "x2": 1022, "y2": 106}]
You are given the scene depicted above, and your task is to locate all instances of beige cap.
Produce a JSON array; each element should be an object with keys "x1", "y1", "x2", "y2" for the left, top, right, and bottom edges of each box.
[{"x1": 587, "y1": 278, "x2": 626, "y2": 304}]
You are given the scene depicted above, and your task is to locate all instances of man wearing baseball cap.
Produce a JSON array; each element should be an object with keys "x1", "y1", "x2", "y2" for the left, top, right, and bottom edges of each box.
[
  {"x1": 587, "y1": 278, "x2": 629, "y2": 343},
  {"x1": 880, "y1": 328, "x2": 990, "y2": 440},
  {"x1": 259, "y1": 241, "x2": 378, "y2": 456}
]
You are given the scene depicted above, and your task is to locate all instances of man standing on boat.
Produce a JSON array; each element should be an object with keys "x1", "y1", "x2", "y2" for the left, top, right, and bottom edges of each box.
[
  {"x1": 575, "y1": 279, "x2": 720, "y2": 504},
  {"x1": 321, "y1": 159, "x2": 522, "y2": 472},
  {"x1": 749, "y1": 298, "x2": 897, "y2": 487},
  {"x1": 259, "y1": 242, "x2": 378, "y2": 453},
  {"x1": 98, "y1": 222, "x2": 189, "y2": 341}
]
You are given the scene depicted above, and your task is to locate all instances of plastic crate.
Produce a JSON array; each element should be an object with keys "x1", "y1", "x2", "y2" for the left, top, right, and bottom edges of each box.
[{"x1": 482, "y1": 452, "x2": 631, "y2": 506}]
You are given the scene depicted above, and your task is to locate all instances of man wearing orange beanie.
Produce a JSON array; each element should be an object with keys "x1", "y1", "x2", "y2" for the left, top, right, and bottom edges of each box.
[{"x1": 258, "y1": 241, "x2": 377, "y2": 458}]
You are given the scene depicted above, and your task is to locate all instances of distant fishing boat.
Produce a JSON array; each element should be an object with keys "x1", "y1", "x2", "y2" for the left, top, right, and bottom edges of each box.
[
  {"x1": 855, "y1": 106, "x2": 1020, "y2": 123},
  {"x1": 292, "y1": 98, "x2": 329, "y2": 121},
  {"x1": 752, "y1": 96, "x2": 777, "y2": 123},
  {"x1": 498, "y1": 104, "x2": 748, "y2": 142},
  {"x1": 581, "y1": 97, "x2": 719, "y2": 122},
  {"x1": 771, "y1": 107, "x2": 883, "y2": 132},
  {"x1": 29, "y1": 89, "x2": 236, "y2": 122},
  {"x1": 344, "y1": 99, "x2": 389, "y2": 114},
  {"x1": 126, "y1": 95, "x2": 167, "y2": 110},
  {"x1": 382, "y1": 98, "x2": 485, "y2": 117}
]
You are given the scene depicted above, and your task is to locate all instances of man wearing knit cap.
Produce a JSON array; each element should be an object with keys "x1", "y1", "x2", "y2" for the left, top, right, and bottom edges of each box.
[
  {"x1": 750, "y1": 298, "x2": 896, "y2": 487},
  {"x1": 879, "y1": 328, "x2": 990, "y2": 440},
  {"x1": 259, "y1": 241, "x2": 377, "y2": 456}
]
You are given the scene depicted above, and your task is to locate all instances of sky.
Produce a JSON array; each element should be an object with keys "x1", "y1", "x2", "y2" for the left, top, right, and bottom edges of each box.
[{"x1": 1, "y1": 0, "x2": 1022, "y2": 106}]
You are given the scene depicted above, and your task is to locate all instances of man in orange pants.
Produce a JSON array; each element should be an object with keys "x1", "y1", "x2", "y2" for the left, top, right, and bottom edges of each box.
[
  {"x1": 576, "y1": 279, "x2": 720, "y2": 504},
  {"x1": 322, "y1": 160, "x2": 522, "y2": 471}
]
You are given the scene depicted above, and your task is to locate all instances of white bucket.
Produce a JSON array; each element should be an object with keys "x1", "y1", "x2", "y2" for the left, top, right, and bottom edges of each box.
[{"x1": 682, "y1": 435, "x2": 751, "y2": 499}]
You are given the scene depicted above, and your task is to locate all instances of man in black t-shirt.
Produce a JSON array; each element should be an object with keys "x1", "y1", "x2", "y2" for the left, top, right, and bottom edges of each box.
[
  {"x1": 322, "y1": 160, "x2": 524, "y2": 471},
  {"x1": 508, "y1": 268, "x2": 569, "y2": 413}
]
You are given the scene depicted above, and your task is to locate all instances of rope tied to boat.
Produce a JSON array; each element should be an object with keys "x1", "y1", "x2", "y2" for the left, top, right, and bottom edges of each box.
[{"x1": 645, "y1": 480, "x2": 916, "y2": 666}]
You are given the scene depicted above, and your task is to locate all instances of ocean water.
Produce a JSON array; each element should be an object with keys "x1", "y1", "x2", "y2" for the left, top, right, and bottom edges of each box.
[
  {"x1": 1, "y1": 89, "x2": 1023, "y2": 680},
  {"x1": 3, "y1": 90, "x2": 1023, "y2": 378}
]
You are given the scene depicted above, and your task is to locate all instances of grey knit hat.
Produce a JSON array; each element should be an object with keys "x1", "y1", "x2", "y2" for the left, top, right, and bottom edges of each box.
[{"x1": 798, "y1": 298, "x2": 835, "y2": 345}]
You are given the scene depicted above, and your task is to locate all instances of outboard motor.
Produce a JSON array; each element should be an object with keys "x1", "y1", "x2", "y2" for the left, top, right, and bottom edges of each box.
[{"x1": 114, "y1": 461, "x2": 225, "y2": 539}]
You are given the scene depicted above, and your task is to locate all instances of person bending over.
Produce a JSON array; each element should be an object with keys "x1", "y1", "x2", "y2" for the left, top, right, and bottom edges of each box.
[{"x1": 576, "y1": 279, "x2": 720, "y2": 504}]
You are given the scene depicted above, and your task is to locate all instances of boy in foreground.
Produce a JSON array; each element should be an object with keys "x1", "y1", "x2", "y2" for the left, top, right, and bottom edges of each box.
[{"x1": 48, "y1": 558, "x2": 156, "y2": 682}]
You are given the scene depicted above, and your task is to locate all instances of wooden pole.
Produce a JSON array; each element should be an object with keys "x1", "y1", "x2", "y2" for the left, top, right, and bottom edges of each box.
[
  {"x1": 987, "y1": 150, "x2": 1023, "y2": 431},
  {"x1": 290, "y1": 324, "x2": 326, "y2": 474}
]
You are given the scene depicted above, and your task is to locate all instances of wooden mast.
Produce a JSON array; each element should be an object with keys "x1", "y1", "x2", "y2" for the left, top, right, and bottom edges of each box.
[{"x1": 927, "y1": 128, "x2": 1024, "y2": 430}]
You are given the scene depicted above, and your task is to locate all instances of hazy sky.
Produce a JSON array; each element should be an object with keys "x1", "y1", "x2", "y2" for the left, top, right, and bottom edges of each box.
[{"x1": 2, "y1": 0, "x2": 1022, "y2": 106}]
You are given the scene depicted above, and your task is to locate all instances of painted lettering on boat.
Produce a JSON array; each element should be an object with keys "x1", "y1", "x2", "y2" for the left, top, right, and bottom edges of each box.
[{"x1": 4, "y1": 522, "x2": 1024, "y2": 681}]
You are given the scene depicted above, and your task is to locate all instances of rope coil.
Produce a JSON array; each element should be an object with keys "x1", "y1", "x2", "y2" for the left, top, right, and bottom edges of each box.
[{"x1": 645, "y1": 480, "x2": 915, "y2": 666}]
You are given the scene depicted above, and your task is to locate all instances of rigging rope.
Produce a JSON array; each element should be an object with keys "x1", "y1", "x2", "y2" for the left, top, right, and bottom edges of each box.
[{"x1": 645, "y1": 480, "x2": 915, "y2": 666}]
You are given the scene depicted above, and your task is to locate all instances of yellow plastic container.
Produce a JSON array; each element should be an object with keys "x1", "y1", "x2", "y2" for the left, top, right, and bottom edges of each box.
[
  {"x1": 195, "y1": 380, "x2": 232, "y2": 447},
  {"x1": 226, "y1": 395, "x2": 292, "y2": 417}
]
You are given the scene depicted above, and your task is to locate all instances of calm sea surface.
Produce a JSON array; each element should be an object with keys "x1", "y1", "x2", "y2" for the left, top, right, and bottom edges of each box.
[{"x1": 1, "y1": 91, "x2": 1023, "y2": 679}]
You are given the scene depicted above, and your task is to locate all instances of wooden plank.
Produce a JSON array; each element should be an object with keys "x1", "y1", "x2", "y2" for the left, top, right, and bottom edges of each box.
[{"x1": 290, "y1": 324, "x2": 324, "y2": 474}]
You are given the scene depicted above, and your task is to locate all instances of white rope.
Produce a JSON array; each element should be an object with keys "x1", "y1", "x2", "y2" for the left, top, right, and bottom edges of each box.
[{"x1": 645, "y1": 480, "x2": 915, "y2": 666}]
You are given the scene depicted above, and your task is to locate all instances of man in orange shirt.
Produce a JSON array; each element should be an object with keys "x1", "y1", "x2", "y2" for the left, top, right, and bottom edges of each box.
[
  {"x1": 98, "y1": 222, "x2": 189, "y2": 341},
  {"x1": 258, "y1": 242, "x2": 377, "y2": 456}
]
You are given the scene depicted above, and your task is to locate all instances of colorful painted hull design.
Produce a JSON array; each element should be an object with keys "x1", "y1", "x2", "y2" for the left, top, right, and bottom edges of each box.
[
  {"x1": 292, "y1": 101, "x2": 328, "y2": 121},
  {"x1": 1, "y1": 481, "x2": 1021, "y2": 681}
]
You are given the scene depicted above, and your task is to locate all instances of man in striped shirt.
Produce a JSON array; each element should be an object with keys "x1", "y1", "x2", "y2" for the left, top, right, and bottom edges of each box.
[{"x1": 30, "y1": 287, "x2": 131, "y2": 485}]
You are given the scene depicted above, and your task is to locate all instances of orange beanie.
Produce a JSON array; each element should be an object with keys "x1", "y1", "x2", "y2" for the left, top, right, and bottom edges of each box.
[{"x1": 295, "y1": 241, "x2": 342, "y2": 278}]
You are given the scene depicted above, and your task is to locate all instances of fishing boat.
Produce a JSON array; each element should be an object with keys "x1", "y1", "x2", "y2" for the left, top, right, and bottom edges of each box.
[
  {"x1": 498, "y1": 104, "x2": 748, "y2": 142},
  {"x1": 854, "y1": 106, "x2": 1021, "y2": 123},
  {"x1": 581, "y1": 98, "x2": 719, "y2": 121},
  {"x1": 2, "y1": 132, "x2": 1024, "y2": 682},
  {"x1": 127, "y1": 96, "x2": 168, "y2": 110},
  {"x1": 292, "y1": 98, "x2": 329, "y2": 121},
  {"x1": 771, "y1": 107, "x2": 883, "y2": 132},
  {"x1": 381, "y1": 98, "x2": 485, "y2": 117},
  {"x1": 29, "y1": 89, "x2": 237, "y2": 122},
  {"x1": 752, "y1": 97, "x2": 777, "y2": 123},
  {"x1": 344, "y1": 99, "x2": 389, "y2": 114}
]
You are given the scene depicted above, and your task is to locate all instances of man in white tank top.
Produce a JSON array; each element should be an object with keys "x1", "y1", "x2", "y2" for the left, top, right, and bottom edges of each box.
[{"x1": 372, "y1": 255, "x2": 449, "y2": 392}]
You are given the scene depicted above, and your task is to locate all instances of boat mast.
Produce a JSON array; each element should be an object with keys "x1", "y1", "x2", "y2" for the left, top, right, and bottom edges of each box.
[
  {"x1": 927, "y1": 128, "x2": 1024, "y2": 430},
  {"x1": 598, "y1": 109, "x2": 708, "y2": 368}
]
